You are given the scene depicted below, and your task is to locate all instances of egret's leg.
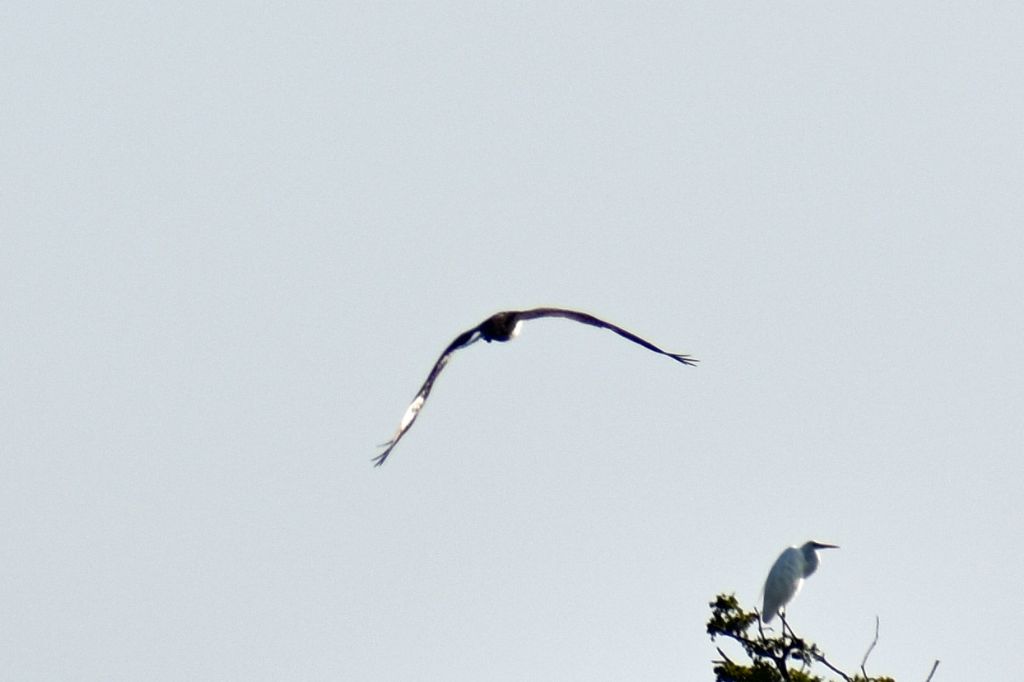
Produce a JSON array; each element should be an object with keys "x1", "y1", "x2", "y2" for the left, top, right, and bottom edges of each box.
[{"x1": 780, "y1": 610, "x2": 796, "y2": 640}]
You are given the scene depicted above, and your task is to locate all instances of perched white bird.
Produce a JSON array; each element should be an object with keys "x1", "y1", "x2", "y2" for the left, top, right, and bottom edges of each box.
[
  {"x1": 373, "y1": 307, "x2": 697, "y2": 466},
  {"x1": 761, "y1": 541, "x2": 839, "y2": 623}
]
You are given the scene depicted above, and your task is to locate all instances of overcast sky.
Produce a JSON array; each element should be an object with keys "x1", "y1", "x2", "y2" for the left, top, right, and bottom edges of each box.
[{"x1": 3, "y1": 3, "x2": 1022, "y2": 680}]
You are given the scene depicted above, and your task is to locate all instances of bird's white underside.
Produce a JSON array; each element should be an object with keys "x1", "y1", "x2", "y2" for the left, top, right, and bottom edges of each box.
[{"x1": 399, "y1": 396, "x2": 425, "y2": 432}]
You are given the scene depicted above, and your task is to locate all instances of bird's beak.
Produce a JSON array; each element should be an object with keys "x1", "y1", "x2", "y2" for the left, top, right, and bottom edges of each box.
[{"x1": 812, "y1": 542, "x2": 839, "y2": 550}]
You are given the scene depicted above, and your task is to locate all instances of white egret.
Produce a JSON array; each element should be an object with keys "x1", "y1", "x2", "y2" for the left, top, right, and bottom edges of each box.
[
  {"x1": 373, "y1": 307, "x2": 697, "y2": 466},
  {"x1": 762, "y1": 541, "x2": 839, "y2": 623}
]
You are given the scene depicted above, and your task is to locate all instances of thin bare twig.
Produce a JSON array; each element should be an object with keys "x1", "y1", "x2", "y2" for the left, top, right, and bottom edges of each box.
[
  {"x1": 813, "y1": 650, "x2": 852, "y2": 682},
  {"x1": 775, "y1": 614, "x2": 849, "y2": 682},
  {"x1": 924, "y1": 659, "x2": 940, "y2": 682},
  {"x1": 860, "y1": 615, "x2": 880, "y2": 678}
]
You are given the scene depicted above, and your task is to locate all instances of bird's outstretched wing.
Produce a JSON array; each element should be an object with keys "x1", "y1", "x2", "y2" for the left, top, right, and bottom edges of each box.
[
  {"x1": 373, "y1": 307, "x2": 696, "y2": 466},
  {"x1": 514, "y1": 307, "x2": 698, "y2": 366},
  {"x1": 372, "y1": 327, "x2": 479, "y2": 466}
]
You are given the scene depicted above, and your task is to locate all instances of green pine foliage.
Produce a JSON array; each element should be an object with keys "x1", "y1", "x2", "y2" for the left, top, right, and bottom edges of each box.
[{"x1": 706, "y1": 594, "x2": 897, "y2": 682}]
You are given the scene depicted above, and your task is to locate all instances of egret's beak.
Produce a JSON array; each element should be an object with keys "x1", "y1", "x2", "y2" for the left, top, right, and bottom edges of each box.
[{"x1": 812, "y1": 542, "x2": 839, "y2": 550}]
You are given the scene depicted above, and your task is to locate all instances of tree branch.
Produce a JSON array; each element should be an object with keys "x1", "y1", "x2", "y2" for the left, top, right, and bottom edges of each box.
[
  {"x1": 706, "y1": 594, "x2": 919, "y2": 682},
  {"x1": 860, "y1": 615, "x2": 880, "y2": 679},
  {"x1": 812, "y1": 649, "x2": 852, "y2": 682}
]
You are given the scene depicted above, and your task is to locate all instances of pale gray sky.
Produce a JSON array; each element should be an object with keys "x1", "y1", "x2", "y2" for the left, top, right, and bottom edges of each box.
[{"x1": 3, "y1": 3, "x2": 1022, "y2": 680}]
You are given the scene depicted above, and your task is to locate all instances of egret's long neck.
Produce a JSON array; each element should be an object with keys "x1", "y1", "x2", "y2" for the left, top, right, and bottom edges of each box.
[{"x1": 803, "y1": 550, "x2": 820, "y2": 578}]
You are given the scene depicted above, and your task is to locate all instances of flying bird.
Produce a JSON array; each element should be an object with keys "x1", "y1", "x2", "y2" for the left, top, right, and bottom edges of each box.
[
  {"x1": 761, "y1": 541, "x2": 839, "y2": 623},
  {"x1": 373, "y1": 307, "x2": 697, "y2": 466}
]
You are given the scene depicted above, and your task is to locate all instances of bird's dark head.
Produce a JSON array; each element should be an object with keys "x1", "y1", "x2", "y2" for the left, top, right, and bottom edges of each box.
[{"x1": 480, "y1": 312, "x2": 522, "y2": 342}]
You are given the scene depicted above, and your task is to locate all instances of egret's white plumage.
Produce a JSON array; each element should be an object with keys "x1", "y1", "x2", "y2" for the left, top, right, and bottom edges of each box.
[{"x1": 761, "y1": 541, "x2": 838, "y2": 623}]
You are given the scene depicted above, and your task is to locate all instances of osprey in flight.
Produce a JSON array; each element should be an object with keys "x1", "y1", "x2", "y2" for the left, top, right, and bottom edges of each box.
[{"x1": 373, "y1": 307, "x2": 697, "y2": 466}]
